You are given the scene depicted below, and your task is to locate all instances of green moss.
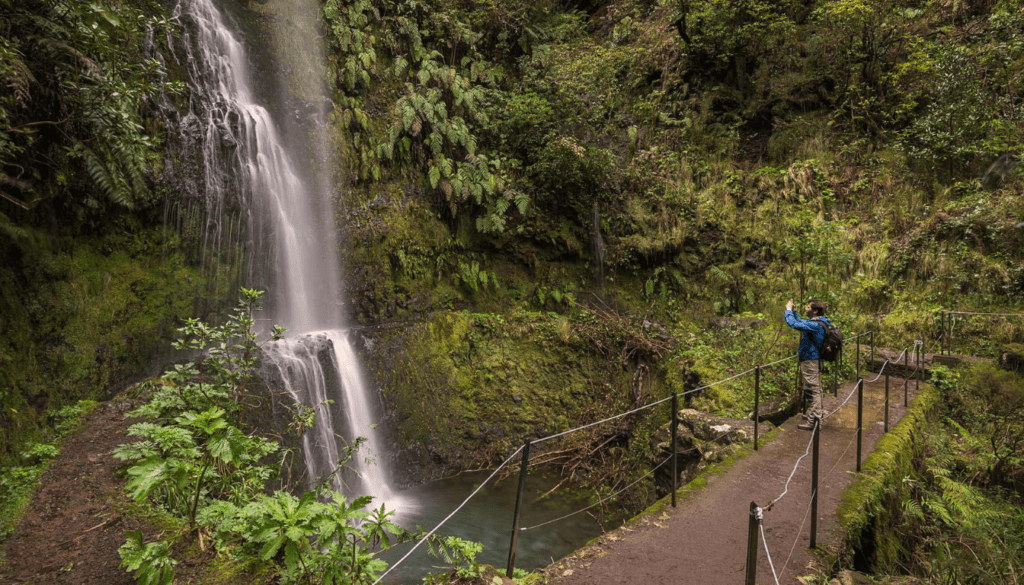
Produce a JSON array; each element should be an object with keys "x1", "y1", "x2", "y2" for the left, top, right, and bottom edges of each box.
[
  {"x1": 366, "y1": 308, "x2": 651, "y2": 469},
  {"x1": 833, "y1": 385, "x2": 943, "y2": 572},
  {"x1": 0, "y1": 225, "x2": 208, "y2": 459}
]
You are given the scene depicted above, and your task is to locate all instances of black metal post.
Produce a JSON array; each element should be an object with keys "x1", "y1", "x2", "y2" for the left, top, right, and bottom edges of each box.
[
  {"x1": 810, "y1": 416, "x2": 820, "y2": 548},
  {"x1": 870, "y1": 330, "x2": 875, "y2": 366},
  {"x1": 856, "y1": 378, "x2": 863, "y2": 472},
  {"x1": 917, "y1": 343, "x2": 922, "y2": 392},
  {"x1": 904, "y1": 348, "x2": 909, "y2": 407},
  {"x1": 754, "y1": 366, "x2": 760, "y2": 451},
  {"x1": 884, "y1": 368, "x2": 890, "y2": 432},
  {"x1": 506, "y1": 439, "x2": 531, "y2": 577},
  {"x1": 671, "y1": 393, "x2": 678, "y2": 508},
  {"x1": 797, "y1": 358, "x2": 804, "y2": 413},
  {"x1": 835, "y1": 348, "x2": 840, "y2": 396},
  {"x1": 745, "y1": 502, "x2": 760, "y2": 585},
  {"x1": 942, "y1": 313, "x2": 950, "y2": 354},
  {"x1": 856, "y1": 336, "x2": 860, "y2": 380}
]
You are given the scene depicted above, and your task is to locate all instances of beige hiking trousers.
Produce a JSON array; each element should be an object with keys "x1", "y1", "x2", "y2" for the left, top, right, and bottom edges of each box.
[{"x1": 800, "y1": 360, "x2": 823, "y2": 420}]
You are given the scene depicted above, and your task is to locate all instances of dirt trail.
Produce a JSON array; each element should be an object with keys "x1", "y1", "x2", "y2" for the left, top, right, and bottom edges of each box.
[
  {"x1": 0, "y1": 402, "x2": 137, "y2": 585},
  {"x1": 546, "y1": 369, "x2": 925, "y2": 584}
]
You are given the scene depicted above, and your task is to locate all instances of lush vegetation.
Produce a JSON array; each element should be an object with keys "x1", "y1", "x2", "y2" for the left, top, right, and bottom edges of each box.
[
  {"x1": 113, "y1": 290, "x2": 408, "y2": 584},
  {"x1": 3, "y1": 0, "x2": 1024, "y2": 581},
  {"x1": 311, "y1": 0, "x2": 1024, "y2": 500},
  {"x1": 839, "y1": 363, "x2": 1024, "y2": 583},
  {"x1": 0, "y1": 0, "x2": 206, "y2": 465}
]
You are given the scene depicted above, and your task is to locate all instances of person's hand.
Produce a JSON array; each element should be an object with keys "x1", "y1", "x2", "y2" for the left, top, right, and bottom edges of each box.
[{"x1": 786, "y1": 299, "x2": 794, "y2": 311}]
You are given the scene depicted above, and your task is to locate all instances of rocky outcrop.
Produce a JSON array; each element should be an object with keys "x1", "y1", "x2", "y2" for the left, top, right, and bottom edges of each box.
[{"x1": 650, "y1": 409, "x2": 775, "y2": 488}]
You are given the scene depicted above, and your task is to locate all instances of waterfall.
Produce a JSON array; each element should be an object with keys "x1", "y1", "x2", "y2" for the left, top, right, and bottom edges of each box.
[{"x1": 172, "y1": 0, "x2": 400, "y2": 506}]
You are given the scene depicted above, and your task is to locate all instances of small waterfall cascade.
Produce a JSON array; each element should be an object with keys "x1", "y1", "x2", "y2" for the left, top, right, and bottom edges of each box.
[{"x1": 172, "y1": 0, "x2": 400, "y2": 506}]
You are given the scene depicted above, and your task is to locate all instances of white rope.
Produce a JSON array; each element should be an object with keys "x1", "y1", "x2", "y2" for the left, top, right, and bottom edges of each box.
[
  {"x1": 760, "y1": 521, "x2": 781, "y2": 585},
  {"x1": 766, "y1": 420, "x2": 817, "y2": 510},
  {"x1": 779, "y1": 488, "x2": 815, "y2": 578},
  {"x1": 685, "y1": 366, "x2": 758, "y2": 394},
  {"x1": 534, "y1": 367, "x2": 757, "y2": 445},
  {"x1": 946, "y1": 311, "x2": 1024, "y2": 317},
  {"x1": 518, "y1": 454, "x2": 674, "y2": 531},
  {"x1": 821, "y1": 379, "x2": 861, "y2": 420},
  {"x1": 532, "y1": 395, "x2": 675, "y2": 445},
  {"x1": 524, "y1": 423, "x2": 740, "y2": 530},
  {"x1": 371, "y1": 445, "x2": 524, "y2": 584},
  {"x1": 761, "y1": 354, "x2": 798, "y2": 369}
]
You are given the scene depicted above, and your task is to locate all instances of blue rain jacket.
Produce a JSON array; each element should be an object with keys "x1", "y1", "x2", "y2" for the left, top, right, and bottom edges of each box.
[{"x1": 785, "y1": 311, "x2": 831, "y2": 362}]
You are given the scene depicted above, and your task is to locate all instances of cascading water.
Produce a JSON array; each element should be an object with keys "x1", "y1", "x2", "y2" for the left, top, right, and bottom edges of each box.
[{"x1": 172, "y1": 0, "x2": 401, "y2": 507}]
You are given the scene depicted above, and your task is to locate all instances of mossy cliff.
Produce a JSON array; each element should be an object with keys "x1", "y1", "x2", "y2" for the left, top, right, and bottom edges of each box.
[
  {"x1": 362, "y1": 309, "x2": 650, "y2": 480},
  {"x1": 0, "y1": 218, "x2": 217, "y2": 458}
]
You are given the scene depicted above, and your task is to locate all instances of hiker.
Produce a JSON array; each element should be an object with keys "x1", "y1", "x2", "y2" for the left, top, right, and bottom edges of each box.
[{"x1": 785, "y1": 299, "x2": 830, "y2": 430}]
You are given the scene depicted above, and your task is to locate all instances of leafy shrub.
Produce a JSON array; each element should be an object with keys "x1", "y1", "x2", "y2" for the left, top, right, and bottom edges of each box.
[
  {"x1": 114, "y1": 289, "x2": 415, "y2": 584},
  {"x1": 118, "y1": 530, "x2": 176, "y2": 585}
]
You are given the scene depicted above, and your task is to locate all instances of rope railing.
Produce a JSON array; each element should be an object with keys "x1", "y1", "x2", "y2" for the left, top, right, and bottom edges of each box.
[
  {"x1": 946, "y1": 310, "x2": 1024, "y2": 316},
  {"x1": 532, "y1": 395, "x2": 675, "y2": 445},
  {"x1": 370, "y1": 444, "x2": 524, "y2": 585},
  {"x1": 523, "y1": 423, "x2": 742, "y2": 531},
  {"x1": 941, "y1": 309, "x2": 1024, "y2": 355},
  {"x1": 519, "y1": 454, "x2": 674, "y2": 531},
  {"x1": 764, "y1": 420, "x2": 817, "y2": 511},
  {"x1": 761, "y1": 353, "x2": 798, "y2": 369},
  {"x1": 760, "y1": 520, "x2": 781, "y2": 585}
]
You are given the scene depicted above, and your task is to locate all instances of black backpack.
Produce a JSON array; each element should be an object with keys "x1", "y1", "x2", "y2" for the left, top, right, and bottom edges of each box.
[{"x1": 814, "y1": 320, "x2": 844, "y2": 362}]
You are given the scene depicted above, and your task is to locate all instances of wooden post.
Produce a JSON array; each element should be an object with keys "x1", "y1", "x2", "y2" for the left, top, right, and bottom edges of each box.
[
  {"x1": 754, "y1": 366, "x2": 760, "y2": 451},
  {"x1": 810, "y1": 416, "x2": 820, "y2": 548},
  {"x1": 671, "y1": 393, "x2": 678, "y2": 508},
  {"x1": 745, "y1": 502, "x2": 760, "y2": 585},
  {"x1": 506, "y1": 439, "x2": 531, "y2": 577},
  {"x1": 856, "y1": 379, "x2": 863, "y2": 472}
]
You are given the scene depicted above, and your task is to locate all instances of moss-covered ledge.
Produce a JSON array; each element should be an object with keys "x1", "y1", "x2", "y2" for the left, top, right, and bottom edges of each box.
[{"x1": 830, "y1": 385, "x2": 943, "y2": 572}]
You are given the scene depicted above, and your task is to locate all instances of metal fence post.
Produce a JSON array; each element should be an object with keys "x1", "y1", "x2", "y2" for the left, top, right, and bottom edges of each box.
[
  {"x1": 754, "y1": 365, "x2": 760, "y2": 451},
  {"x1": 904, "y1": 348, "x2": 909, "y2": 408},
  {"x1": 946, "y1": 312, "x2": 951, "y2": 355},
  {"x1": 856, "y1": 379, "x2": 863, "y2": 472},
  {"x1": 835, "y1": 348, "x2": 840, "y2": 396},
  {"x1": 856, "y1": 335, "x2": 860, "y2": 380},
  {"x1": 506, "y1": 439, "x2": 531, "y2": 578},
  {"x1": 917, "y1": 343, "x2": 922, "y2": 392},
  {"x1": 671, "y1": 393, "x2": 678, "y2": 508},
  {"x1": 810, "y1": 416, "x2": 820, "y2": 548},
  {"x1": 745, "y1": 502, "x2": 760, "y2": 585},
  {"x1": 884, "y1": 368, "x2": 890, "y2": 433},
  {"x1": 797, "y1": 358, "x2": 803, "y2": 413},
  {"x1": 870, "y1": 330, "x2": 875, "y2": 366}
]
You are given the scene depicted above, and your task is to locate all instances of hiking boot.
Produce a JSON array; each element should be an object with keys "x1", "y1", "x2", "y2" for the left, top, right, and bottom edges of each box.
[{"x1": 796, "y1": 420, "x2": 815, "y2": 431}]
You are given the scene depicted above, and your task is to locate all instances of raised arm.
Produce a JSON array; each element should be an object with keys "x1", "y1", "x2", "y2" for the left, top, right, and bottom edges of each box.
[{"x1": 785, "y1": 310, "x2": 822, "y2": 332}]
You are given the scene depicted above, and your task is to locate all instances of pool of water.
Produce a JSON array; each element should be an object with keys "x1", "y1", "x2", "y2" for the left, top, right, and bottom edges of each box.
[{"x1": 378, "y1": 470, "x2": 605, "y2": 583}]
